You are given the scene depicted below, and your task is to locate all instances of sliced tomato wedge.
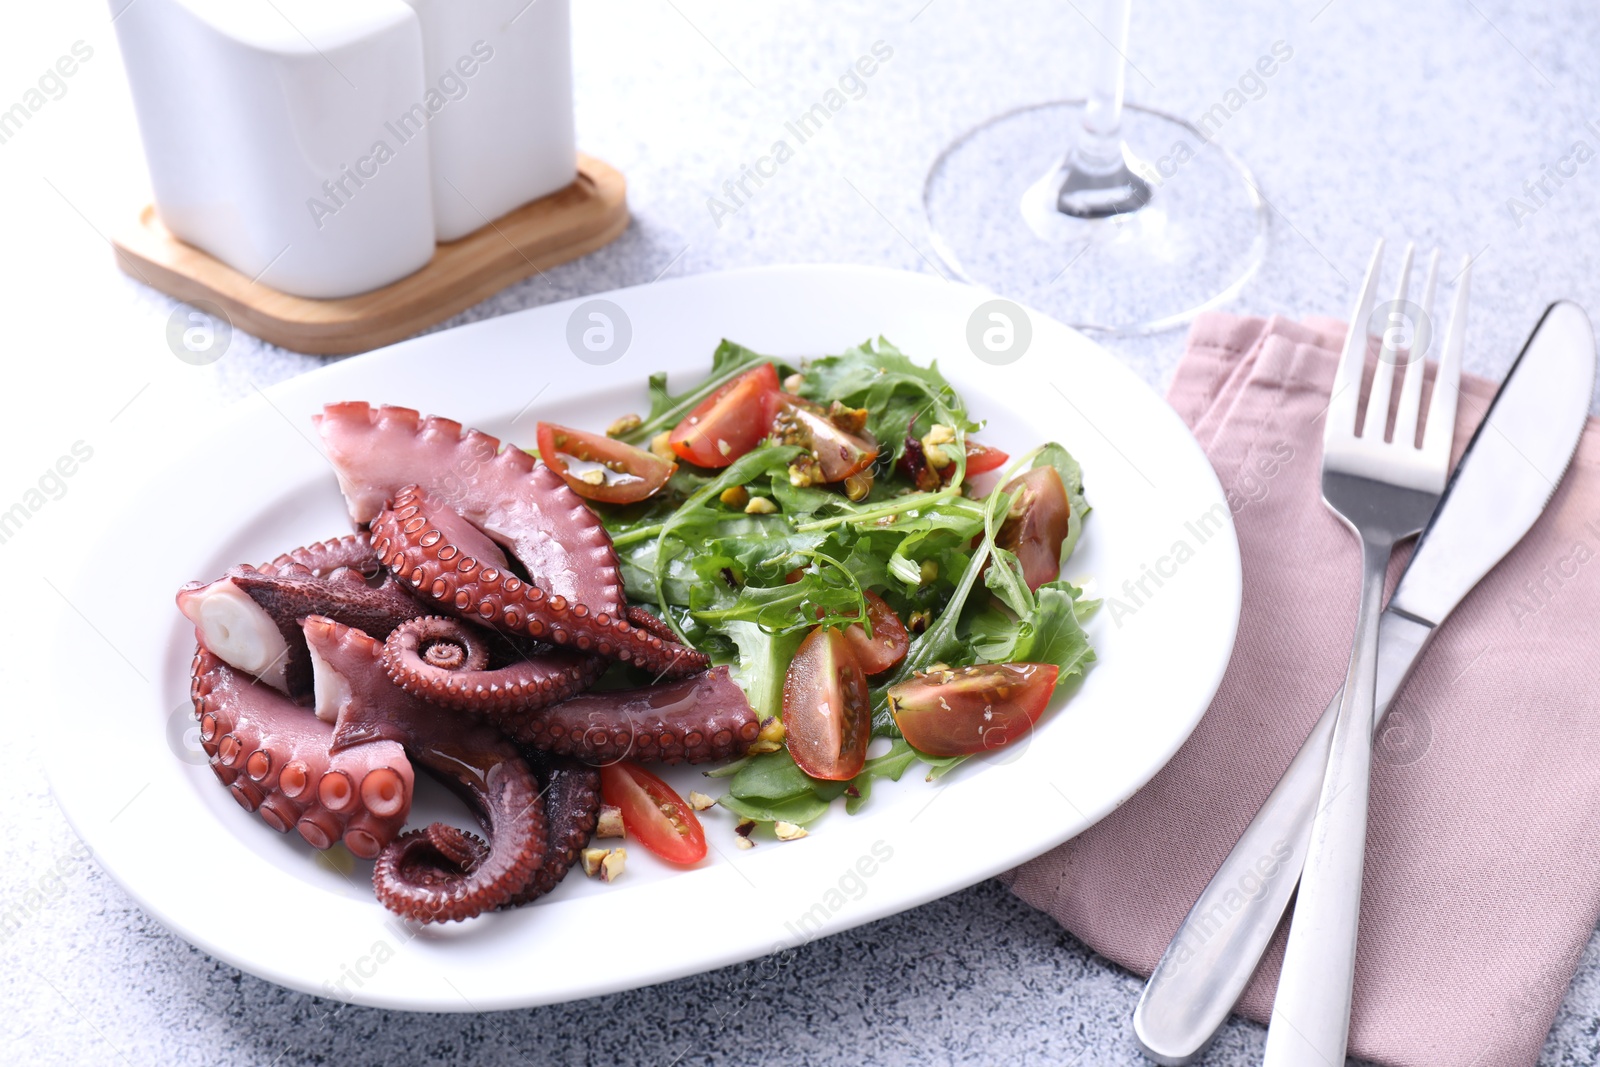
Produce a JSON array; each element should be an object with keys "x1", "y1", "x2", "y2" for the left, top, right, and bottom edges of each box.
[
  {"x1": 782, "y1": 626, "x2": 872, "y2": 781},
  {"x1": 668, "y1": 363, "x2": 780, "y2": 468},
  {"x1": 996, "y1": 466, "x2": 1072, "y2": 590},
  {"x1": 961, "y1": 440, "x2": 1011, "y2": 476},
  {"x1": 840, "y1": 591, "x2": 909, "y2": 674},
  {"x1": 598, "y1": 762, "x2": 707, "y2": 865},
  {"x1": 886, "y1": 663, "x2": 1060, "y2": 757},
  {"x1": 536, "y1": 422, "x2": 677, "y2": 504},
  {"x1": 770, "y1": 396, "x2": 879, "y2": 483}
]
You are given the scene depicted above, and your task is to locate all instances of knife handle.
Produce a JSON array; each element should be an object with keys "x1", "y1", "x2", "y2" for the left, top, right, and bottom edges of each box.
[{"x1": 1131, "y1": 610, "x2": 1434, "y2": 1066}]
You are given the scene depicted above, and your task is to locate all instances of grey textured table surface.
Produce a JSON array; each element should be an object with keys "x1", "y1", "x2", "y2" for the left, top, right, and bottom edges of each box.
[{"x1": 6, "y1": 0, "x2": 1600, "y2": 1064}]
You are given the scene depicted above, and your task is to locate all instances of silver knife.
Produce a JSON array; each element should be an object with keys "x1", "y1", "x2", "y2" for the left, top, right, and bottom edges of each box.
[{"x1": 1133, "y1": 301, "x2": 1597, "y2": 1066}]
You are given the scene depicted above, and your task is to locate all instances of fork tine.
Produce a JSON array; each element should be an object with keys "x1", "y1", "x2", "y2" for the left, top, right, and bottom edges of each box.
[
  {"x1": 1421, "y1": 255, "x2": 1471, "y2": 468},
  {"x1": 1392, "y1": 249, "x2": 1439, "y2": 449},
  {"x1": 1361, "y1": 242, "x2": 1413, "y2": 439},
  {"x1": 1327, "y1": 238, "x2": 1386, "y2": 446}
]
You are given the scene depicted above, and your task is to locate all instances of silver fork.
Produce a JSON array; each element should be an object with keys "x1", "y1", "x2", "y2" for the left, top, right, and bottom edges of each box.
[{"x1": 1260, "y1": 239, "x2": 1466, "y2": 1066}]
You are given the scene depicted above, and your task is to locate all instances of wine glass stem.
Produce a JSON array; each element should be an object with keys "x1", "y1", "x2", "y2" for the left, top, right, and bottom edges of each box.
[{"x1": 1073, "y1": 0, "x2": 1132, "y2": 176}]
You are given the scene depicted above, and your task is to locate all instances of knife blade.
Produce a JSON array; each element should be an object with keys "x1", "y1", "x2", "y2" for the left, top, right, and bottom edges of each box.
[{"x1": 1132, "y1": 301, "x2": 1597, "y2": 1066}]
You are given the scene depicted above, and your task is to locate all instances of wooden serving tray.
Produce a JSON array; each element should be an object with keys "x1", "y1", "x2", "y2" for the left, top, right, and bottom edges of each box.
[{"x1": 113, "y1": 154, "x2": 628, "y2": 356}]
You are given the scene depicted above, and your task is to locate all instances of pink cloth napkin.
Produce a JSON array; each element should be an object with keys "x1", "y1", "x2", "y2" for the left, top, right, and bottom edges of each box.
[{"x1": 1006, "y1": 312, "x2": 1600, "y2": 1067}]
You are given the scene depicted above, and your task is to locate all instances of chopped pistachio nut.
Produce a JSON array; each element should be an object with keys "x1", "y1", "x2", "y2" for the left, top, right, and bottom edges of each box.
[
  {"x1": 919, "y1": 559, "x2": 939, "y2": 584},
  {"x1": 773, "y1": 821, "x2": 809, "y2": 841},
  {"x1": 688, "y1": 790, "x2": 715, "y2": 812},
  {"x1": 827, "y1": 401, "x2": 870, "y2": 435},
  {"x1": 735, "y1": 818, "x2": 758, "y2": 839},
  {"x1": 576, "y1": 468, "x2": 607, "y2": 486},
  {"x1": 599, "y1": 848, "x2": 626, "y2": 882},
  {"x1": 606, "y1": 414, "x2": 642, "y2": 437},
  {"x1": 907, "y1": 609, "x2": 931, "y2": 634},
  {"x1": 843, "y1": 469, "x2": 873, "y2": 502},
  {"x1": 719, "y1": 485, "x2": 750, "y2": 508},
  {"x1": 735, "y1": 835, "x2": 756, "y2": 850},
  {"x1": 921, "y1": 424, "x2": 958, "y2": 470},
  {"x1": 582, "y1": 847, "x2": 627, "y2": 881},
  {"x1": 595, "y1": 804, "x2": 625, "y2": 839},
  {"x1": 782, "y1": 372, "x2": 805, "y2": 394},
  {"x1": 716, "y1": 438, "x2": 733, "y2": 457},
  {"x1": 744, "y1": 496, "x2": 778, "y2": 515},
  {"x1": 649, "y1": 431, "x2": 676, "y2": 462},
  {"x1": 747, "y1": 716, "x2": 785, "y2": 754},
  {"x1": 787, "y1": 457, "x2": 824, "y2": 487}
]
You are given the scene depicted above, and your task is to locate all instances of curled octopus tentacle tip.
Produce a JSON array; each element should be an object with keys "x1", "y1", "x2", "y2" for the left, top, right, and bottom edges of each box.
[
  {"x1": 303, "y1": 615, "x2": 548, "y2": 923},
  {"x1": 380, "y1": 616, "x2": 599, "y2": 720}
]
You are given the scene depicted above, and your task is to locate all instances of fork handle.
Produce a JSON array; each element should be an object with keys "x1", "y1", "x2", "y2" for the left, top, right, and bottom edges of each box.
[
  {"x1": 1262, "y1": 537, "x2": 1393, "y2": 1066},
  {"x1": 1131, "y1": 609, "x2": 1434, "y2": 1065}
]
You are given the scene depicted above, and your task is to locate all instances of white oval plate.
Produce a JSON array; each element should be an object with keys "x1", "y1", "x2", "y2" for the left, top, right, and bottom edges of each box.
[{"x1": 44, "y1": 265, "x2": 1239, "y2": 1011}]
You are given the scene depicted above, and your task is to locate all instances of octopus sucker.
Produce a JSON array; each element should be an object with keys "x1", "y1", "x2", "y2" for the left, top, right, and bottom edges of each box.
[
  {"x1": 188, "y1": 644, "x2": 414, "y2": 854},
  {"x1": 371, "y1": 488, "x2": 708, "y2": 680},
  {"x1": 303, "y1": 616, "x2": 547, "y2": 923},
  {"x1": 516, "y1": 665, "x2": 760, "y2": 764}
]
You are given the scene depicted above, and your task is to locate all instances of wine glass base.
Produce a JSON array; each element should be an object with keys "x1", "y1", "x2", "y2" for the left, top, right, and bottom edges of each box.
[{"x1": 924, "y1": 100, "x2": 1269, "y2": 335}]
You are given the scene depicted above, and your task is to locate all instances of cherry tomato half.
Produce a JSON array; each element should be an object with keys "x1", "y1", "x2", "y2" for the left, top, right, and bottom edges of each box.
[
  {"x1": 996, "y1": 466, "x2": 1072, "y2": 590},
  {"x1": 782, "y1": 626, "x2": 872, "y2": 781},
  {"x1": 537, "y1": 422, "x2": 677, "y2": 504},
  {"x1": 598, "y1": 762, "x2": 707, "y2": 865},
  {"x1": 885, "y1": 662, "x2": 1060, "y2": 758},
  {"x1": 770, "y1": 396, "x2": 878, "y2": 482},
  {"x1": 961, "y1": 440, "x2": 1011, "y2": 476},
  {"x1": 840, "y1": 591, "x2": 909, "y2": 675},
  {"x1": 668, "y1": 363, "x2": 781, "y2": 468}
]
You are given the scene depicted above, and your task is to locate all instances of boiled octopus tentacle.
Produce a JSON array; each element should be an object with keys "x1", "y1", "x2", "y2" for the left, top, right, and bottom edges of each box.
[
  {"x1": 261, "y1": 532, "x2": 378, "y2": 578},
  {"x1": 515, "y1": 665, "x2": 760, "y2": 764},
  {"x1": 625, "y1": 606, "x2": 682, "y2": 644},
  {"x1": 371, "y1": 486, "x2": 708, "y2": 679},
  {"x1": 303, "y1": 615, "x2": 546, "y2": 922},
  {"x1": 381, "y1": 616, "x2": 600, "y2": 724},
  {"x1": 513, "y1": 759, "x2": 601, "y2": 905},
  {"x1": 189, "y1": 644, "x2": 413, "y2": 858},
  {"x1": 315, "y1": 403, "x2": 623, "y2": 613},
  {"x1": 428, "y1": 758, "x2": 601, "y2": 907},
  {"x1": 178, "y1": 562, "x2": 425, "y2": 700}
]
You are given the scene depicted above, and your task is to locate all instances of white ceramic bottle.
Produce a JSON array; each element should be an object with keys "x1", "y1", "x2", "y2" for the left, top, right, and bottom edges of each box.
[
  {"x1": 399, "y1": 0, "x2": 578, "y2": 242},
  {"x1": 112, "y1": 0, "x2": 438, "y2": 299}
]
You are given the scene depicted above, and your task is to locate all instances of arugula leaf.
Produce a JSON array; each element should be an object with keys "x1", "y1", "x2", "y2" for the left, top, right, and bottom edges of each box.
[
  {"x1": 718, "y1": 749, "x2": 846, "y2": 825},
  {"x1": 970, "y1": 578, "x2": 1098, "y2": 687},
  {"x1": 844, "y1": 738, "x2": 921, "y2": 814},
  {"x1": 718, "y1": 792, "x2": 832, "y2": 825},
  {"x1": 719, "y1": 620, "x2": 804, "y2": 720}
]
